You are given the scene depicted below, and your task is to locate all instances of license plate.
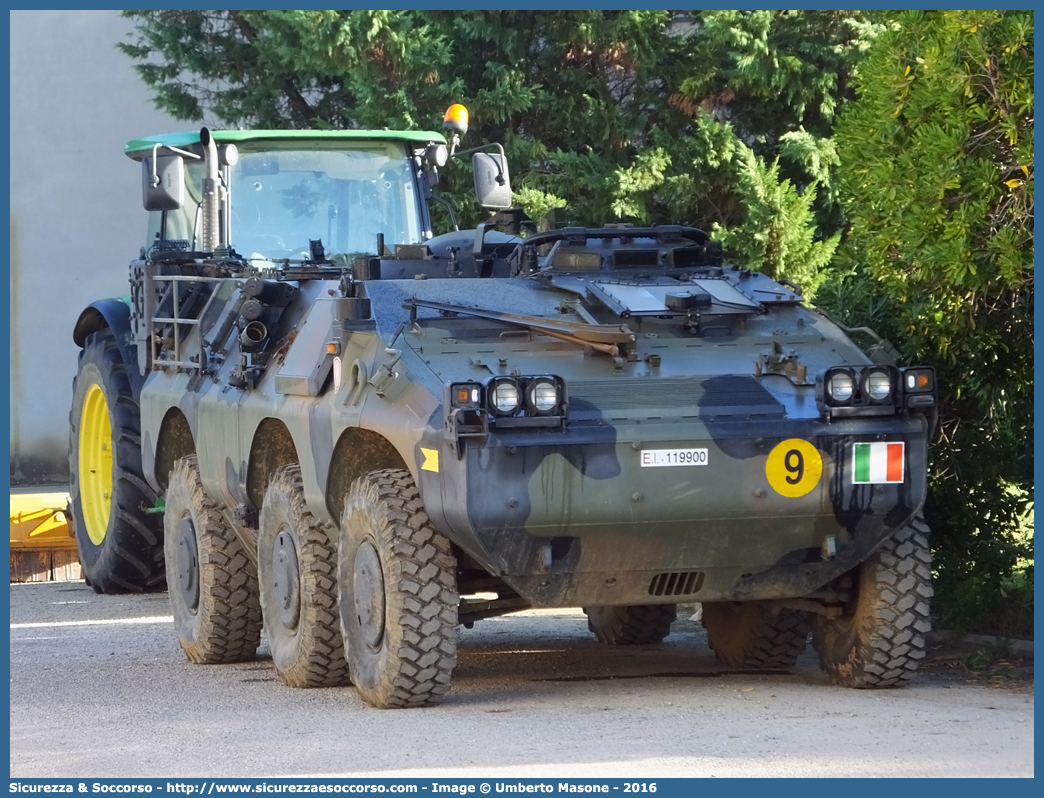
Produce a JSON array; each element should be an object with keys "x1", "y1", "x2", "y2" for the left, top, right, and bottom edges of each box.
[{"x1": 640, "y1": 448, "x2": 708, "y2": 467}]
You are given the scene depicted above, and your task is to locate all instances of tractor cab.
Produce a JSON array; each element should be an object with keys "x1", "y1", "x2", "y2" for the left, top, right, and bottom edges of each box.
[
  {"x1": 126, "y1": 106, "x2": 511, "y2": 268},
  {"x1": 126, "y1": 130, "x2": 444, "y2": 265}
]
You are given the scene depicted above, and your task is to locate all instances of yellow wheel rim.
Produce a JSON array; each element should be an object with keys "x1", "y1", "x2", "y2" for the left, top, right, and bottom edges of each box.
[{"x1": 79, "y1": 383, "x2": 113, "y2": 546}]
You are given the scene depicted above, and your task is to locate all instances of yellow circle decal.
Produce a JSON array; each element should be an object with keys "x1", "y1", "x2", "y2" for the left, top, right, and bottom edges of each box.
[{"x1": 766, "y1": 438, "x2": 823, "y2": 498}]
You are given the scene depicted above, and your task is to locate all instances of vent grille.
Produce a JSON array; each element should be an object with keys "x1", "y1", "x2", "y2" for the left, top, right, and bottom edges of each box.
[{"x1": 649, "y1": 571, "x2": 705, "y2": 597}]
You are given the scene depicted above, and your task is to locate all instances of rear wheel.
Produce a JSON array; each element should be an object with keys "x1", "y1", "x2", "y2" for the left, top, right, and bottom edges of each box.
[
  {"x1": 259, "y1": 464, "x2": 350, "y2": 688},
  {"x1": 812, "y1": 520, "x2": 932, "y2": 688},
  {"x1": 338, "y1": 469, "x2": 458, "y2": 708},
  {"x1": 702, "y1": 601, "x2": 810, "y2": 668},
  {"x1": 584, "y1": 605, "x2": 676, "y2": 645},
  {"x1": 69, "y1": 328, "x2": 164, "y2": 593},
  {"x1": 164, "y1": 456, "x2": 262, "y2": 663}
]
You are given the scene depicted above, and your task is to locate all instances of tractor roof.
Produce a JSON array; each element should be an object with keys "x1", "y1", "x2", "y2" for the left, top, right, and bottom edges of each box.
[{"x1": 125, "y1": 129, "x2": 446, "y2": 160}]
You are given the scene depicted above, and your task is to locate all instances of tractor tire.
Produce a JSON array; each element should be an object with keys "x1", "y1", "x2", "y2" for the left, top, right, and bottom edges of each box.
[
  {"x1": 702, "y1": 601, "x2": 810, "y2": 668},
  {"x1": 258, "y1": 464, "x2": 350, "y2": 688},
  {"x1": 164, "y1": 455, "x2": 262, "y2": 664},
  {"x1": 583, "y1": 604, "x2": 677, "y2": 645},
  {"x1": 69, "y1": 327, "x2": 164, "y2": 593},
  {"x1": 812, "y1": 519, "x2": 933, "y2": 688},
  {"x1": 338, "y1": 469, "x2": 458, "y2": 709}
]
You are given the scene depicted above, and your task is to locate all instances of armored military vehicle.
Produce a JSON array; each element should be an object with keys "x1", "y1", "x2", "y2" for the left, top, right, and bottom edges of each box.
[{"x1": 70, "y1": 106, "x2": 936, "y2": 708}]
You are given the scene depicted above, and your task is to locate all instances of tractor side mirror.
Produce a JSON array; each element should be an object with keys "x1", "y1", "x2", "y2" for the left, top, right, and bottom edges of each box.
[
  {"x1": 142, "y1": 154, "x2": 185, "y2": 211},
  {"x1": 472, "y1": 152, "x2": 511, "y2": 209}
]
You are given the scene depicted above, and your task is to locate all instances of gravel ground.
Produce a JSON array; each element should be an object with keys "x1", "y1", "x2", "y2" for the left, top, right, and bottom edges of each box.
[{"x1": 8, "y1": 581, "x2": 1034, "y2": 778}]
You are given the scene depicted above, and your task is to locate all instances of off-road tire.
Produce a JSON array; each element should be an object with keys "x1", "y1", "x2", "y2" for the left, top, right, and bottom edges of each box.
[
  {"x1": 164, "y1": 456, "x2": 262, "y2": 664},
  {"x1": 583, "y1": 604, "x2": 677, "y2": 645},
  {"x1": 702, "y1": 601, "x2": 810, "y2": 668},
  {"x1": 812, "y1": 519, "x2": 933, "y2": 688},
  {"x1": 338, "y1": 469, "x2": 458, "y2": 709},
  {"x1": 69, "y1": 328, "x2": 164, "y2": 593},
  {"x1": 259, "y1": 464, "x2": 350, "y2": 688}
]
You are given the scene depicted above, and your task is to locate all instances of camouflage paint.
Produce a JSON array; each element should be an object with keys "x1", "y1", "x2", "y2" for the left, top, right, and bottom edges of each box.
[{"x1": 108, "y1": 136, "x2": 934, "y2": 614}]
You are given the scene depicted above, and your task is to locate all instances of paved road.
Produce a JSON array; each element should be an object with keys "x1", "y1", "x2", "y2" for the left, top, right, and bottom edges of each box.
[{"x1": 9, "y1": 581, "x2": 1033, "y2": 778}]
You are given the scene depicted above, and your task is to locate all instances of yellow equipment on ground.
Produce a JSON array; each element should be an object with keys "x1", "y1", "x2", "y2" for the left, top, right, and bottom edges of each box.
[{"x1": 9, "y1": 492, "x2": 81, "y2": 583}]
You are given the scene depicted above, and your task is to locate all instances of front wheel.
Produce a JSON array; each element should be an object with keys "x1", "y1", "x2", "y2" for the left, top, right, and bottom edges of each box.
[
  {"x1": 812, "y1": 519, "x2": 933, "y2": 688},
  {"x1": 338, "y1": 469, "x2": 458, "y2": 708}
]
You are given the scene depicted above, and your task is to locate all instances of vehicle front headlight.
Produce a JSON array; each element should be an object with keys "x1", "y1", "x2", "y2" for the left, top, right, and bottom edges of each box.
[
  {"x1": 826, "y1": 369, "x2": 856, "y2": 405},
  {"x1": 862, "y1": 367, "x2": 893, "y2": 404},
  {"x1": 527, "y1": 378, "x2": 559, "y2": 414},
  {"x1": 816, "y1": 364, "x2": 911, "y2": 418},
  {"x1": 447, "y1": 375, "x2": 568, "y2": 432},
  {"x1": 490, "y1": 379, "x2": 521, "y2": 415}
]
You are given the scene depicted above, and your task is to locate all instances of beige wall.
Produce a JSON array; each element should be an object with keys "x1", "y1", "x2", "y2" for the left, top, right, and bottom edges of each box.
[{"x1": 9, "y1": 10, "x2": 186, "y2": 483}]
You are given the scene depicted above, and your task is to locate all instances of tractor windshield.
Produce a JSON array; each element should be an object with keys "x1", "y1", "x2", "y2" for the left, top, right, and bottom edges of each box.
[{"x1": 230, "y1": 143, "x2": 423, "y2": 262}]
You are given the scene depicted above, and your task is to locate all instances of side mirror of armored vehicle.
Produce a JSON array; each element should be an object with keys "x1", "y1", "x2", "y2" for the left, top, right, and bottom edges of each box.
[
  {"x1": 473, "y1": 152, "x2": 511, "y2": 209},
  {"x1": 141, "y1": 154, "x2": 184, "y2": 211}
]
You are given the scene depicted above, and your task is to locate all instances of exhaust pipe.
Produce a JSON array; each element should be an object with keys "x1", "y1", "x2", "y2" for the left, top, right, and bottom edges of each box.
[
  {"x1": 239, "y1": 321, "x2": 268, "y2": 352},
  {"x1": 199, "y1": 127, "x2": 220, "y2": 253}
]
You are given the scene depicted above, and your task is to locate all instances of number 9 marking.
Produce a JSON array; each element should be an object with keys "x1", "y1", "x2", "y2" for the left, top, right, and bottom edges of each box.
[
  {"x1": 766, "y1": 438, "x2": 822, "y2": 497},
  {"x1": 784, "y1": 449, "x2": 804, "y2": 484}
]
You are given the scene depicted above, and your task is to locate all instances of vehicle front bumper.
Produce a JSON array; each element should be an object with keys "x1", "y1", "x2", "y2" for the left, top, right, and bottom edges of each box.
[{"x1": 419, "y1": 415, "x2": 929, "y2": 607}]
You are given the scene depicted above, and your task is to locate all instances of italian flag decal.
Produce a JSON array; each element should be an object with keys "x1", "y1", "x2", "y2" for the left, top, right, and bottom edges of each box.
[{"x1": 853, "y1": 442, "x2": 905, "y2": 484}]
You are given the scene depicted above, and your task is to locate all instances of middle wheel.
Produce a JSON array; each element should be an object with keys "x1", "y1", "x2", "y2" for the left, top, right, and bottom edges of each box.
[
  {"x1": 338, "y1": 468, "x2": 459, "y2": 709},
  {"x1": 584, "y1": 604, "x2": 677, "y2": 644},
  {"x1": 701, "y1": 601, "x2": 810, "y2": 669},
  {"x1": 258, "y1": 464, "x2": 350, "y2": 688}
]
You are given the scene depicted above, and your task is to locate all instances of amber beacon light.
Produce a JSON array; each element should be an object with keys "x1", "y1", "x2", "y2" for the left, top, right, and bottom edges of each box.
[{"x1": 443, "y1": 104, "x2": 469, "y2": 136}]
